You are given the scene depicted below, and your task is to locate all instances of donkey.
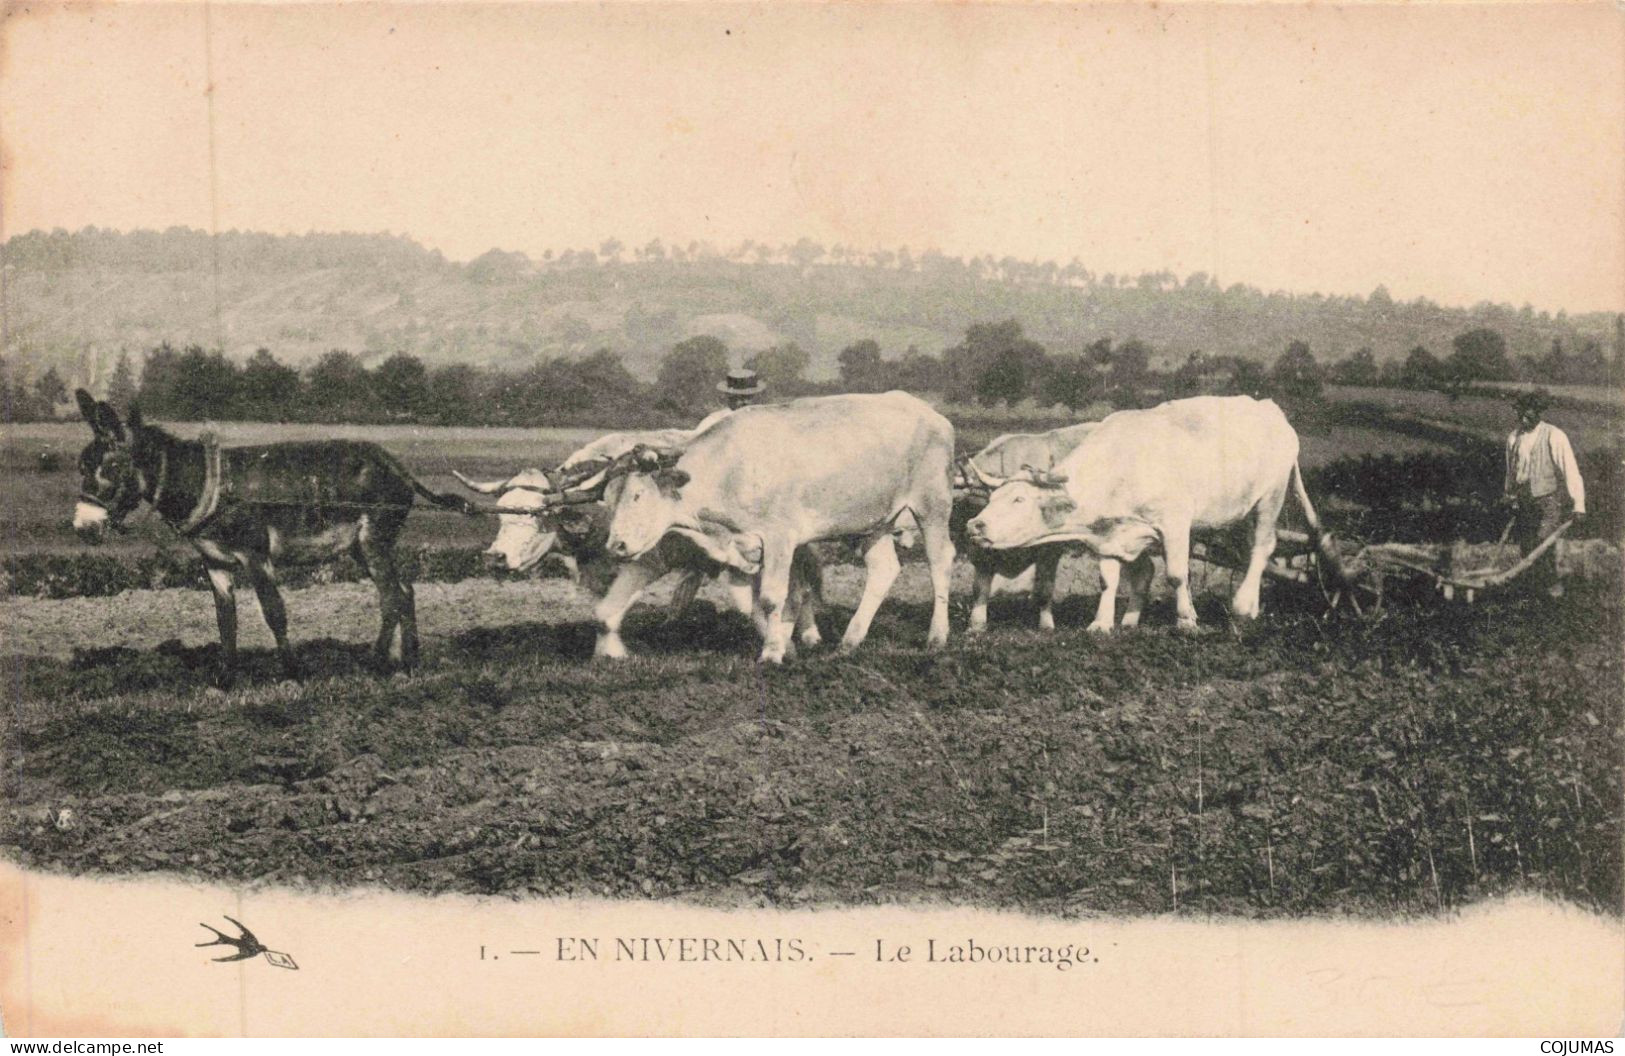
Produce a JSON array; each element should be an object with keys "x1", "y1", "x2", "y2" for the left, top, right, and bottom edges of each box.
[{"x1": 72, "y1": 390, "x2": 474, "y2": 686}]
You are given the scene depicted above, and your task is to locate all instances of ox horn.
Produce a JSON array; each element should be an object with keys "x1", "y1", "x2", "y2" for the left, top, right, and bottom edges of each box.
[
  {"x1": 452, "y1": 470, "x2": 512, "y2": 495},
  {"x1": 964, "y1": 460, "x2": 1008, "y2": 489}
]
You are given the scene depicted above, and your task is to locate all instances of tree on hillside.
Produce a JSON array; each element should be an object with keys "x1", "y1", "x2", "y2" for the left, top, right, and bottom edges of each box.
[
  {"x1": 1448, "y1": 327, "x2": 1511, "y2": 383},
  {"x1": 837, "y1": 339, "x2": 886, "y2": 393},
  {"x1": 154, "y1": 346, "x2": 239, "y2": 420},
  {"x1": 238, "y1": 347, "x2": 301, "y2": 420},
  {"x1": 34, "y1": 366, "x2": 68, "y2": 415},
  {"x1": 1228, "y1": 359, "x2": 1268, "y2": 399},
  {"x1": 891, "y1": 345, "x2": 944, "y2": 394},
  {"x1": 306, "y1": 350, "x2": 374, "y2": 421},
  {"x1": 571, "y1": 349, "x2": 644, "y2": 408},
  {"x1": 974, "y1": 328, "x2": 1049, "y2": 408},
  {"x1": 1400, "y1": 345, "x2": 1444, "y2": 389},
  {"x1": 787, "y1": 238, "x2": 825, "y2": 269},
  {"x1": 106, "y1": 350, "x2": 139, "y2": 409},
  {"x1": 1538, "y1": 338, "x2": 1568, "y2": 384},
  {"x1": 942, "y1": 320, "x2": 1045, "y2": 405},
  {"x1": 466, "y1": 248, "x2": 529, "y2": 284},
  {"x1": 1571, "y1": 339, "x2": 1608, "y2": 387},
  {"x1": 1036, "y1": 353, "x2": 1100, "y2": 412},
  {"x1": 1270, "y1": 341, "x2": 1323, "y2": 401},
  {"x1": 135, "y1": 344, "x2": 184, "y2": 416},
  {"x1": 0, "y1": 359, "x2": 41, "y2": 422},
  {"x1": 1165, "y1": 352, "x2": 1207, "y2": 399},
  {"x1": 1104, "y1": 338, "x2": 1152, "y2": 408},
  {"x1": 1330, "y1": 347, "x2": 1379, "y2": 387},
  {"x1": 425, "y1": 364, "x2": 484, "y2": 426},
  {"x1": 746, "y1": 343, "x2": 811, "y2": 394},
  {"x1": 372, "y1": 353, "x2": 429, "y2": 419},
  {"x1": 656, "y1": 335, "x2": 729, "y2": 414}
]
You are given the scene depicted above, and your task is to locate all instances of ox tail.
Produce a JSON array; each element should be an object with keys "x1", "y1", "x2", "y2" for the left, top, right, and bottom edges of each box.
[
  {"x1": 1289, "y1": 460, "x2": 1345, "y2": 585},
  {"x1": 412, "y1": 477, "x2": 478, "y2": 516},
  {"x1": 376, "y1": 447, "x2": 479, "y2": 515}
]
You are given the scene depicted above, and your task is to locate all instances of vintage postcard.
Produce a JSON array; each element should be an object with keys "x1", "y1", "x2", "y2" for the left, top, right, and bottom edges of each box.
[{"x1": 1, "y1": 0, "x2": 1621, "y2": 1038}]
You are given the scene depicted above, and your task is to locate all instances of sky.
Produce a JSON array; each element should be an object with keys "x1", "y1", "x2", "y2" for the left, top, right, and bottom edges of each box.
[{"x1": 2, "y1": 1, "x2": 1622, "y2": 313}]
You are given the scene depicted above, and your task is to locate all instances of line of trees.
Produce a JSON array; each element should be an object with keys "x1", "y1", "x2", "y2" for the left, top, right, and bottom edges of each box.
[{"x1": 2, "y1": 320, "x2": 1612, "y2": 426}]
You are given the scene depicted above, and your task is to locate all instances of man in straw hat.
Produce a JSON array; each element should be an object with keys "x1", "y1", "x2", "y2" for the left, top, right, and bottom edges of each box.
[
  {"x1": 1502, "y1": 388, "x2": 1585, "y2": 597},
  {"x1": 695, "y1": 368, "x2": 767, "y2": 432}
]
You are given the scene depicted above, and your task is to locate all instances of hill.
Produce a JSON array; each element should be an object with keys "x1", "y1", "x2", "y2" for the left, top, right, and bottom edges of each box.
[{"x1": 2, "y1": 227, "x2": 1619, "y2": 391}]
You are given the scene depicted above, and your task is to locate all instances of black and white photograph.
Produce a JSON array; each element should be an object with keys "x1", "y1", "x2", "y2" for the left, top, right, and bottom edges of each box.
[{"x1": 0, "y1": 0, "x2": 1620, "y2": 1037}]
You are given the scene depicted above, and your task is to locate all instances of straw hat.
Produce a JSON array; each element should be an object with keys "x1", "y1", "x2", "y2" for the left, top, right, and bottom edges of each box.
[{"x1": 717, "y1": 368, "x2": 766, "y2": 396}]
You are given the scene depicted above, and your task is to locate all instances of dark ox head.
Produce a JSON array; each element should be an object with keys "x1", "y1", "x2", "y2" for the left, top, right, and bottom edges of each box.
[{"x1": 73, "y1": 390, "x2": 149, "y2": 542}]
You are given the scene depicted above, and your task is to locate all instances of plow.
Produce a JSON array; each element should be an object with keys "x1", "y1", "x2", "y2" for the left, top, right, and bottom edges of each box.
[{"x1": 1193, "y1": 518, "x2": 1577, "y2": 618}]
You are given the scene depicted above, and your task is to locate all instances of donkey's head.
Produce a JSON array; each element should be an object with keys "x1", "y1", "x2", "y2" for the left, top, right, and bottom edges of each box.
[{"x1": 73, "y1": 390, "x2": 148, "y2": 542}]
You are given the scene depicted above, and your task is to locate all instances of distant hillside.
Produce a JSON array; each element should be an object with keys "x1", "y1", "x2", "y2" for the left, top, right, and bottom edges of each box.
[{"x1": 2, "y1": 227, "x2": 1618, "y2": 392}]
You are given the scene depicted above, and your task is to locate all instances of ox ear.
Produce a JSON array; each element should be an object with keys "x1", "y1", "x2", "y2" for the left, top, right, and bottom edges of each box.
[
  {"x1": 76, "y1": 389, "x2": 99, "y2": 424},
  {"x1": 655, "y1": 467, "x2": 690, "y2": 495},
  {"x1": 1039, "y1": 492, "x2": 1077, "y2": 528}
]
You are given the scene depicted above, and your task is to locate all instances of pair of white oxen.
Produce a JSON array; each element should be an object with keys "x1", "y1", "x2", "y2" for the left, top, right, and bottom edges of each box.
[{"x1": 457, "y1": 392, "x2": 1341, "y2": 664}]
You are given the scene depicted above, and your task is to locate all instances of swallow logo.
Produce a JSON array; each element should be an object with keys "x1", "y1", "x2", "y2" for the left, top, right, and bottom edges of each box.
[{"x1": 197, "y1": 915, "x2": 299, "y2": 970}]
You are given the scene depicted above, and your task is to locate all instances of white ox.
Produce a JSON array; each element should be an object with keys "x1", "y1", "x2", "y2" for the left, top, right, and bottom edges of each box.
[
  {"x1": 457, "y1": 427, "x2": 822, "y2": 658},
  {"x1": 601, "y1": 391, "x2": 957, "y2": 663},
  {"x1": 955, "y1": 422, "x2": 1099, "y2": 633},
  {"x1": 965, "y1": 396, "x2": 1341, "y2": 631}
]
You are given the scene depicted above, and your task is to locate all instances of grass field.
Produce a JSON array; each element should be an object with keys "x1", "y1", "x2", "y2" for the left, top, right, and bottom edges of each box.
[
  {"x1": 1324, "y1": 385, "x2": 1622, "y2": 453},
  {"x1": 1, "y1": 560, "x2": 1618, "y2": 915},
  {"x1": 1475, "y1": 382, "x2": 1624, "y2": 411}
]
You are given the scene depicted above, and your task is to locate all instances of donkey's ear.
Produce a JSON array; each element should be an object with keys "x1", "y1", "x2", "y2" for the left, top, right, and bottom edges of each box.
[
  {"x1": 76, "y1": 389, "x2": 99, "y2": 424},
  {"x1": 126, "y1": 404, "x2": 144, "y2": 432},
  {"x1": 94, "y1": 401, "x2": 126, "y2": 442},
  {"x1": 655, "y1": 467, "x2": 691, "y2": 494}
]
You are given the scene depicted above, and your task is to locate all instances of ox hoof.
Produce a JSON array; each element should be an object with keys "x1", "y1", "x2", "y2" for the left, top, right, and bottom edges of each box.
[
  {"x1": 758, "y1": 648, "x2": 787, "y2": 665},
  {"x1": 1037, "y1": 615, "x2": 1056, "y2": 633},
  {"x1": 593, "y1": 638, "x2": 629, "y2": 661},
  {"x1": 837, "y1": 637, "x2": 864, "y2": 655},
  {"x1": 797, "y1": 627, "x2": 823, "y2": 648},
  {"x1": 1086, "y1": 621, "x2": 1114, "y2": 635},
  {"x1": 1174, "y1": 619, "x2": 1202, "y2": 636}
]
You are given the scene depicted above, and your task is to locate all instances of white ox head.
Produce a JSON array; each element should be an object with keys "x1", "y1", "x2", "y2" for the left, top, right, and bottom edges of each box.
[
  {"x1": 455, "y1": 469, "x2": 605, "y2": 572},
  {"x1": 963, "y1": 466, "x2": 1077, "y2": 550},
  {"x1": 602, "y1": 448, "x2": 691, "y2": 561}
]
